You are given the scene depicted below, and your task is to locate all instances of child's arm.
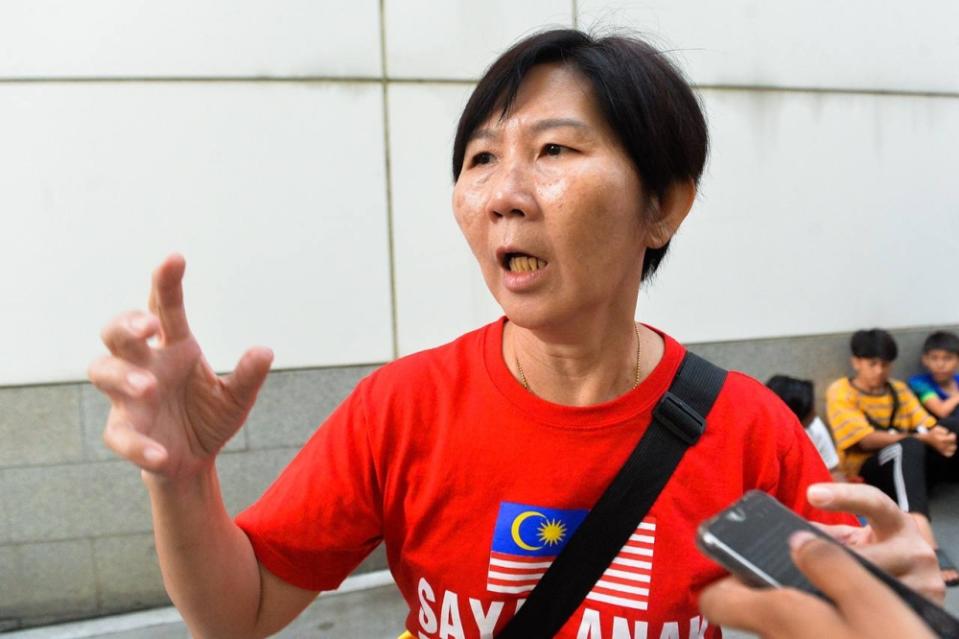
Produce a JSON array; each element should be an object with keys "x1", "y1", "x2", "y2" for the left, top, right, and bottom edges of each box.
[
  {"x1": 918, "y1": 393, "x2": 959, "y2": 419},
  {"x1": 909, "y1": 375, "x2": 959, "y2": 419},
  {"x1": 900, "y1": 387, "x2": 957, "y2": 456}
]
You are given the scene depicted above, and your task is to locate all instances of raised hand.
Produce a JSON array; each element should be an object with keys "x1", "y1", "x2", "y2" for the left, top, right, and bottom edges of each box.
[{"x1": 88, "y1": 254, "x2": 273, "y2": 479}]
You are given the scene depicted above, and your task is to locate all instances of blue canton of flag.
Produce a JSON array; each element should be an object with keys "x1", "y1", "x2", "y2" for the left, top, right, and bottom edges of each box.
[{"x1": 486, "y1": 501, "x2": 588, "y2": 595}]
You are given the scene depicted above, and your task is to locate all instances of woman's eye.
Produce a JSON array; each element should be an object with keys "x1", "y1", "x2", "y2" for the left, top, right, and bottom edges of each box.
[
  {"x1": 471, "y1": 151, "x2": 494, "y2": 166},
  {"x1": 543, "y1": 143, "x2": 565, "y2": 157}
]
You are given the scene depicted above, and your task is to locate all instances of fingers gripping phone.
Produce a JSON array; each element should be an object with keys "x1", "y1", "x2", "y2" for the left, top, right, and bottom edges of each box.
[{"x1": 696, "y1": 490, "x2": 959, "y2": 638}]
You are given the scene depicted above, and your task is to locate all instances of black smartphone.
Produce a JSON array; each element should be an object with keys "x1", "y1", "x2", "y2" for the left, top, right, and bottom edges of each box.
[{"x1": 696, "y1": 490, "x2": 959, "y2": 638}]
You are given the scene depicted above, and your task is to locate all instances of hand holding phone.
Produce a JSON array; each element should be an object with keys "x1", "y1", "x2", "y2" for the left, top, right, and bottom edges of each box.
[
  {"x1": 805, "y1": 482, "x2": 945, "y2": 603},
  {"x1": 696, "y1": 490, "x2": 959, "y2": 638},
  {"x1": 699, "y1": 531, "x2": 938, "y2": 639}
]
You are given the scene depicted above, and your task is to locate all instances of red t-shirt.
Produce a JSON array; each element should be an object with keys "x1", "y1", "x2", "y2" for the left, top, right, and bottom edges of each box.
[{"x1": 236, "y1": 319, "x2": 852, "y2": 639}]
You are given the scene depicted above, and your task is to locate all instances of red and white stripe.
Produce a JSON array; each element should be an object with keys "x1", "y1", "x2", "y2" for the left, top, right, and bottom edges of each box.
[
  {"x1": 485, "y1": 518, "x2": 656, "y2": 611},
  {"x1": 486, "y1": 551, "x2": 556, "y2": 594},
  {"x1": 585, "y1": 520, "x2": 655, "y2": 610}
]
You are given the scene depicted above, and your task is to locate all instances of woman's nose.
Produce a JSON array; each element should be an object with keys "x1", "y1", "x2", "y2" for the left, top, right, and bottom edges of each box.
[{"x1": 486, "y1": 163, "x2": 537, "y2": 220}]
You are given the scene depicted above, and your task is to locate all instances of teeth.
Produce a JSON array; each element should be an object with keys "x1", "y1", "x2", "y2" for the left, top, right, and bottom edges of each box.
[{"x1": 508, "y1": 255, "x2": 547, "y2": 272}]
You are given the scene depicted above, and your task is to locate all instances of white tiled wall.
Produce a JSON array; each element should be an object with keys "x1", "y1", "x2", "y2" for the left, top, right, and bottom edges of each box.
[
  {"x1": 0, "y1": 82, "x2": 392, "y2": 383},
  {"x1": 0, "y1": 1, "x2": 382, "y2": 78},
  {"x1": 640, "y1": 89, "x2": 959, "y2": 343},
  {"x1": 1, "y1": 1, "x2": 957, "y2": 384},
  {"x1": 387, "y1": 83, "x2": 502, "y2": 355},
  {"x1": 385, "y1": 0, "x2": 573, "y2": 79},
  {"x1": 578, "y1": 0, "x2": 959, "y2": 94},
  {"x1": 391, "y1": 86, "x2": 959, "y2": 352}
]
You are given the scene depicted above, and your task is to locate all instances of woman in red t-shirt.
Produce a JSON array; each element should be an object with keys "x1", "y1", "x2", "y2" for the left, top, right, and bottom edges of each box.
[{"x1": 88, "y1": 29, "x2": 943, "y2": 639}]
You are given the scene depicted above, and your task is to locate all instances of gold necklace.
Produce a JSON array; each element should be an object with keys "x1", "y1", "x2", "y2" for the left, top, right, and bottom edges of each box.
[{"x1": 516, "y1": 323, "x2": 642, "y2": 392}]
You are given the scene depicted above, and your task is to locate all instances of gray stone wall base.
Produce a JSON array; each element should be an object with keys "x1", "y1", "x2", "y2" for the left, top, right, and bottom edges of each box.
[
  {"x1": 686, "y1": 325, "x2": 959, "y2": 416},
  {"x1": 1, "y1": 365, "x2": 377, "y2": 631}
]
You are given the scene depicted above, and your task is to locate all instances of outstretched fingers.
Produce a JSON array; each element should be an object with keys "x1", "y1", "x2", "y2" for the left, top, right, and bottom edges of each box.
[
  {"x1": 807, "y1": 483, "x2": 904, "y2": 535},
  {"x1": 101, "y1": 310, "x2": 160, "y2": 364},
  {"x1": 103, "y1": 417, "x2": 168, "y2": 471},
  {"x1": 88, "y1": 356, "x2": 158, "y2": 402},
  {"x1": 148, "y1": 253, "x2": 192, "y2": 343},
  {"x1": 223, "y1": 347, "x2": 274, "y2": 410}
]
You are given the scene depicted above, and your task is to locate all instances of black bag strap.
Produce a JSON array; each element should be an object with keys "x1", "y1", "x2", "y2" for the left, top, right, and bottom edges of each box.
[
  {"x1": 853, "y1": 379, "x2": 900, "y2": 431},
  {"x1": 497, "y1": 352, "x2": 728, "y2": 639}
]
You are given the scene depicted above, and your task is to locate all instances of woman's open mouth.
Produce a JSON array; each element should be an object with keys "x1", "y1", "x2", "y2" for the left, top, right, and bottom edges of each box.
[{"x1": 503, "y1": 252, "x2": 548, "y2": 273}]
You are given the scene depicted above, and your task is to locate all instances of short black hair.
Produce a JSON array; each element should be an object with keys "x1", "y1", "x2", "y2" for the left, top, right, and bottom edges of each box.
[
  {"x1": 923, "y1": 330, "x2": 959, "y2": 355},
  {"x1": 452, "y1": 28, "x2": 708, "y2": 281},
  {"x1": 766, "y1": 375, "x2": 814, "y2": 423},
  {"x1": 850, "y1": 328, "x2": 898, "y2": 362}
]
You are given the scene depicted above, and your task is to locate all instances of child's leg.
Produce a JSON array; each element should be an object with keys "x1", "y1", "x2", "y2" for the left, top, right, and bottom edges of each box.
[
  {"x1": 860, "y1": 438, "x2": 930, "y2": 516},
  {"x1": 927, "y1": 417, "x2": 959, "y2": 484},
  {"x1": 859, "y1": 440, "x2": 958, "y2": 584},
  {"x1": 861, "y1": 437, "x2": 959, "y2": 585}
]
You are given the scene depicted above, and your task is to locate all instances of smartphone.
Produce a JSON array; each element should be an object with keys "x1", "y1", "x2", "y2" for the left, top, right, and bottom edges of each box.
[{"x1": 696, "y1": 490, "x2": 959, "y2": 638}]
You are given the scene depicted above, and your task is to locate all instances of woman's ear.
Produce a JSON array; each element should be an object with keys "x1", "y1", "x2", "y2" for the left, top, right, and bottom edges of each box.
[{"x1": 646, "y1": 179, "x2": 697, "y2": 249}]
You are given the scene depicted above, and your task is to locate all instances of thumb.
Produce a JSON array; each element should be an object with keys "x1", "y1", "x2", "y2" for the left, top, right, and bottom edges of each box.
[{"x1": 224, "y1": 346, "x2": 274, "y2": 408}]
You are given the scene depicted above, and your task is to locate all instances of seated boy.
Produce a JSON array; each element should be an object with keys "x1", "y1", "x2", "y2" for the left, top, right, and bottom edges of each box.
[
  {"x1": 826, "y1": 328, "x2": 959, "y2": 586},
  {"x1": 766, "y1": 375, "x2": 843, "y2": 481},
  {"x1": 909, "y1": 330, "x2": 959, "y2": 421}
]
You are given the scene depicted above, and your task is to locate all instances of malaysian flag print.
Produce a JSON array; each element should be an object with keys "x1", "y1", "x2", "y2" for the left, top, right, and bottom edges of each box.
[
  {"x1": 585, "y1": 519, "x2": 655, "y2": 610},
  {"x1": 486, "y1": 501, "x2": 655, "y2": 611}
]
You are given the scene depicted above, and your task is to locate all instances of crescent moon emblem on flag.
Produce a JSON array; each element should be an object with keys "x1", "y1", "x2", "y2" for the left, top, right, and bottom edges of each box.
[{"x1": 511, "y1": 510, "x2": 546, "y2": 551}]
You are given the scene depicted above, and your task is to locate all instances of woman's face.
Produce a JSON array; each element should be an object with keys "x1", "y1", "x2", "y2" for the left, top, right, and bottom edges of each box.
[{"x1": 453, "y1": 64, "x2": 652, "y2": 330}]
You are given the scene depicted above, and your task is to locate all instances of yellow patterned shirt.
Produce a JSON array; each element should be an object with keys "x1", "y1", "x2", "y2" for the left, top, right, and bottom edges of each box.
[{"x1": 826, "y1": 377, "x2": 936, "y2": 476}]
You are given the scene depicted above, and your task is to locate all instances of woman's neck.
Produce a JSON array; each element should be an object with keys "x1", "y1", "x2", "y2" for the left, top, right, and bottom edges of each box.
[{"x1": 505, "y1": 315, "x2": 663, "y2": 406}]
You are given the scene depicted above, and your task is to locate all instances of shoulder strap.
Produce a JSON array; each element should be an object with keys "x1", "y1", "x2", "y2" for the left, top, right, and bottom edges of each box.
[
  {"x1": 859, "y1": 382, "x2": 900, "y2": 431},
  {"x1": 886, "y1": 382, "x2": 900, "y2": 428},
  {"x1": 497, "y1": 352, "x2": 728, "y2": 639}
]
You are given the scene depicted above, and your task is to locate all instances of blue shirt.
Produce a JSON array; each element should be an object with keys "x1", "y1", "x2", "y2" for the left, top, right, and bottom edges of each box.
[{"x1": 908, "y1": 372, "x2": 959, "y2": 402}]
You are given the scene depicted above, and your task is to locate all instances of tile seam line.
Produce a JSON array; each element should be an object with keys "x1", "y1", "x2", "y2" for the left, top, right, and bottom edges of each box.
[
  {"x1": 0, "y1": 76, "x2": 956, "y2": 98},
  {"x1": 0, "y1": 361, "x2": 387, "y2": 390},
  {"x1": 0, "y1": 444, "x2": 305, "y2": 471},
  {"x1": 698, "y1": 84, "x2": 959, "y2": 99},
  {"x1": 0, "y1": 530, "x2": 166, "y2": 546},
  {"x1": 0, "y1": 76, "x2": 468, "y2": 84},
  {"x1": 89, "y1": 537, "x2": 104, "y2": 614},
  {"x1": 378, "y1": 0, "x2": 400, "y2": 361}
]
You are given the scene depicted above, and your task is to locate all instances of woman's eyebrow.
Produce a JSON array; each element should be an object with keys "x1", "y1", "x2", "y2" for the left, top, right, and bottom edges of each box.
[
  {"x1": 468, "y1": 117, "x2": 591, "y2": 143},
  {"x1": 530, "y1": 117, "x2": 590, "y2": 133},
  {"x1": 469, "y1": 128, "x2": 497, "y2": 142}
]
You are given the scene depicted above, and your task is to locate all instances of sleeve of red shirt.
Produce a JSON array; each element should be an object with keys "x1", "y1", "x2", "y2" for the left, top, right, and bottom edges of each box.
[
  {"x1": 234, "y1": 377, "x2": 384, "y2": 592},
  {"x1": 769, "y1": 397, "x2": 859, "y2": 528}
]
